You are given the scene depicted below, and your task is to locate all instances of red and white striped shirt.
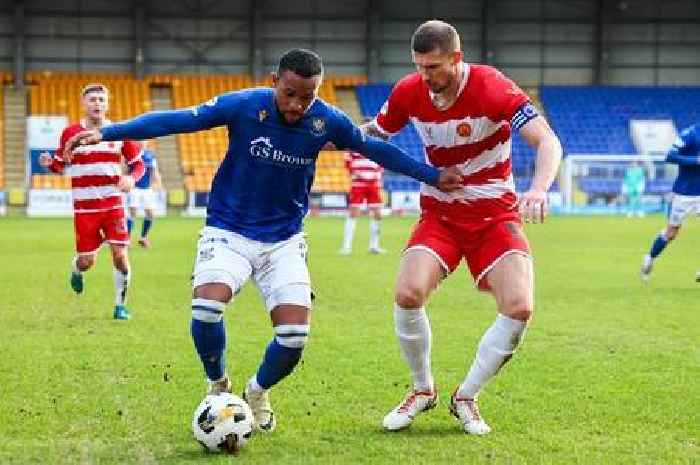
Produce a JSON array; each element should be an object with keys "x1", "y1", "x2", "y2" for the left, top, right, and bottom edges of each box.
[
  {"x1": 345, "y1": 151, "x2": 383, "y2": 187},
  {"x1": 50, "y1": 121, "x2": 145, "y2": 214},
  {"x1": 375, "y1": 63, "x2": 529, "y2": 221}
]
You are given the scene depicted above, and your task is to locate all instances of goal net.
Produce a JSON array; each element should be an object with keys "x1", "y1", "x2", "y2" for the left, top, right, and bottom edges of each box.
[{"x1": 560, "y1": 154, "x2": 675, "y2": 215}]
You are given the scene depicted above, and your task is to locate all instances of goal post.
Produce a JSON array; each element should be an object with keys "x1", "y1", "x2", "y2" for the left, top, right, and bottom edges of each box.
[{"x1": 560, "y1": 154, "x2": 675, "y2": 215}]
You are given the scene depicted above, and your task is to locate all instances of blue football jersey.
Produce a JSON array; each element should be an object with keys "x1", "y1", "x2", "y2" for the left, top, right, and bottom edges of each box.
[
  {"x1": 101, "y1": 87, "x2": 439, "y2": 242},
  {"x1": 135, "y1": 149, "x2": 156, "y2": 189},
  {"x1": 667, "y1": 124, "x2": 700, "y2": 196}
]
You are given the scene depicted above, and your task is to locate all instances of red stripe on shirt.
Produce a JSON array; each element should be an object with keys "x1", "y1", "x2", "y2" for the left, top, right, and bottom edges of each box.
[{"x1": 425, "y1": 125, "x2": 511, "y2": 167}]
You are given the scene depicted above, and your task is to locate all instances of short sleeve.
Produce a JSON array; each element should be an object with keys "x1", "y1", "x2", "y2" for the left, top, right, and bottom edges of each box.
[
  {"x1": 374, "y1": 78, "x2": 413, "y2": 135},
  {"x1": 122, "y1": 140, "x2": 143, "y2": 164},
  {"x1": 484, "y1": 69, "x2": 530, "y2": 122}
]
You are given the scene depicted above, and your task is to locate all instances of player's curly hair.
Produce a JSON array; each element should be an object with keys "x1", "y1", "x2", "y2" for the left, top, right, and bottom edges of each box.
[
  {"x1": 411, "y1": 20, "x2": 461, "y2": 54},
  {"x1": 278, "y1": 48, "x2": 324, "y2": 78}
]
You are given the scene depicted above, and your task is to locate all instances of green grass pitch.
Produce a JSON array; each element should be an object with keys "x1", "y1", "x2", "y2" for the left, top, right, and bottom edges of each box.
[{"x1": 0, "y1": 215, "x2": 697, "y2": 465}]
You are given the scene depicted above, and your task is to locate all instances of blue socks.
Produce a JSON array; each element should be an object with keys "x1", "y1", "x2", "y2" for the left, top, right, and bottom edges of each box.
[
  {"x1": 191, "y1": 298, "x2": 227, "y2": 381},
  {"x1": 255, "y1": 339, "x2": 303, "y2": 390},
  {"x1": 649, "y1": 233, "x2": 668, "y2": 258},
  {"x1": 142, "y1": 218, "x2": 153, "y2": 238},
  {"x1": 127, "y1": 217, "x2": 134, "y2": 235}
]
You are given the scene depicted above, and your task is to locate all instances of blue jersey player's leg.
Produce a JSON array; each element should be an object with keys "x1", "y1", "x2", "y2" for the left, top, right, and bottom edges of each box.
[
  {"x1": 190, "y1": 227, "x2": 253, "y2": 395},
  {"x1": 244, "y1": 233, "x2": 312, "y2": 433},
  {"x1": 640, "y1": 195, "x2": 687, "y2": 281}
]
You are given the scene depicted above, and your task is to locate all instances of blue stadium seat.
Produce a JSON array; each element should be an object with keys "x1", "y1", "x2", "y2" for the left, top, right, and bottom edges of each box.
[{"x1": 540, "y1": 86, "x2": 700, "y2": 155}]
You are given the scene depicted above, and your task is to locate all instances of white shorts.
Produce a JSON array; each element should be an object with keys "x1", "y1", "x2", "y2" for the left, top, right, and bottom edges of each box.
[
  {"x1": 128, "y1": 188, "x2": 156, "y2": 210},
  {"x1": 192, "y1": 226, "x2": 312, "y2": 312},
  {"x1": 668, "y1": 194, "x2": 700, "y2": 226}
]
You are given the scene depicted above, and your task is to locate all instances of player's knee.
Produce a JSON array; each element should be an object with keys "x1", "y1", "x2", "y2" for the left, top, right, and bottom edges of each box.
[
  {"x1": 78, "y1": 255, "x2": 95, "y2": 270},
  {"x1": 191, "y1": 297, "x2": 226, "y2": 323},
  {"x1": 274, "y1": 323, "x2": 310, "y2": 350},
  {"x1": 266, "y1": 284, "x2": 312, "y2": 312},
  {"x1": 193, "y1": 283, "x2": 233, "y2": 304},
  {"x1": 395, "y1": 283, "x2": 427, "y2": 309},
  {"x1": 665, "y1": 227, "x2": 679, "y2": 241},
  {"x1": 500, "y1": 295, "x2": 533, "y2": 322}
]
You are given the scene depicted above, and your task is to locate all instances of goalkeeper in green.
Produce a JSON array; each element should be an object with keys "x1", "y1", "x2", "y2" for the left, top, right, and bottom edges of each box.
[{"x1": 622, "y1": 162, "x2": 646, "y2": 218}]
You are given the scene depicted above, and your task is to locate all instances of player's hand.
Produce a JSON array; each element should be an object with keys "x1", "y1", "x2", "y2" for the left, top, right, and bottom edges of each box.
[
  {"x1": 436, "y1": 166, "x2": 463, "y2": 192},
  {"x1": 64, "y1": 129, "x2": 103, "y2": 162},
  {"x1": 118, "y1": 175, "x2": 135, "y2": 192},
  {"x1": 519, "y1": 188, "x2": 548, "y2": 223},
  {"x1": 38, "y1": 151, "x2": 52, "y2": 168}
]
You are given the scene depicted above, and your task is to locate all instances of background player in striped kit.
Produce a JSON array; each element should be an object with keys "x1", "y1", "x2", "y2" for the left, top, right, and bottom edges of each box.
[
  {"x1": 340, "y1": 146, "x2": 386, "y2": 255},
  {"x1": 40, "y1": 83, "x2": 144, "y2": 320}
]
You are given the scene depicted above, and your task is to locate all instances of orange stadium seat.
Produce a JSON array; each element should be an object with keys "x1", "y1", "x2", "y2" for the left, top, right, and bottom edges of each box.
[
  {"x1": 27, "y1": 72, "x2": 150, "y2": 122},
  {"x1": 31, "y1": 174, "x2": 71, "y2": 189},
  {"x1": 312, "y1": 151, "x2": 350, "y2": 192}
]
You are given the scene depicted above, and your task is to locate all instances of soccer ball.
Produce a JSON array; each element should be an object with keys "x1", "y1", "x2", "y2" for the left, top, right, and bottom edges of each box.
[{"x1": 192, "y1": 393, "x2": 254, "y2": 454}]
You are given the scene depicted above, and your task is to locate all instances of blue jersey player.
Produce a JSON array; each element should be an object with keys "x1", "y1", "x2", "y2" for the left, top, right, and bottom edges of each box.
[
  {"x1": 127, "y1": 141, "x2": 161, "y2": 248},
  {"x1": 64, "y1": 48, "x2": 462, "y2": 437},
  {"x1": 641, "y1": 123, "x2": 700, "y2": 282}
]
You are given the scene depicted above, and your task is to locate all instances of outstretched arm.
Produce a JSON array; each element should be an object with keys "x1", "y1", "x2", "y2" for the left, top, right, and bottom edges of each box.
[
  {"x1": 355, "y1": 136, "x2": 462, "y2": 192},
  {"x1": 63, "y1": 94, "x2": 234, "y2": 158}
]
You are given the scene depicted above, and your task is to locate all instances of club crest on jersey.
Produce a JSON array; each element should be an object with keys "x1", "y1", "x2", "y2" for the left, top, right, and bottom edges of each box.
[
  {"x1": 258, "y1": 109, "x2": 268, "y2": 122},
  {"x1": 311, "y1": 117, "x2": 326, "y2": 136},
  {"x1": 456, "y1": 122, "x2": 472, "y2": 138}
]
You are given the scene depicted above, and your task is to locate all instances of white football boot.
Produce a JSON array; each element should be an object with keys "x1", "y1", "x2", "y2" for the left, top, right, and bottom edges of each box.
[
  {"x1": 382, "y1": 389, "x2": 438, "y2": 431},
  {"x1": 640, "y1": 254, "x2": 653, "y2": 282},
  {"x1": 449, "y1": 392, "x2": 492, "y2": 436},
  {"x1": 243, "y1": 384, "x2": 276, "y2": 432}
]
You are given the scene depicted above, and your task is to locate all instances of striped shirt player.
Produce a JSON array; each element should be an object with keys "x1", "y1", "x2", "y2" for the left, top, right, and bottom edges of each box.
[
  {"x1": 41, "y1": 81, "x2": 146, "y2": 323},
  {"x1": 340, "y1": 151, "x2": 386, "y2": 254},
  {"x1": 61, "y1": 48, "x2": 462, "y2": 439},
  {"x1": 127, "y1": 146, "x2": 160, "y2": 248},
  {"x1": 367, "y1": 20, "x2": 562, "y2": 437},
  {"x1": 346, "y1": 151, "x2": 383, "y2": 207},
  {"x1": 641, "y1": 123, "x2": 700, "y2": 282},
  {"x1": 373, "y1": 63, "x2": 536, "y2": 287}
]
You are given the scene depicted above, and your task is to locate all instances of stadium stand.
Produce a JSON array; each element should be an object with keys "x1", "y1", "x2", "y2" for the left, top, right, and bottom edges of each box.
[
  {"x1": 542, "y1": 86, "x2": 700, "y2": 196},
  {"x1": 27, "y1": 71, "x2": 150, "y2": 122},
  {"x1": 541, "y1": 86, "x2": 700, "y2": 154}
]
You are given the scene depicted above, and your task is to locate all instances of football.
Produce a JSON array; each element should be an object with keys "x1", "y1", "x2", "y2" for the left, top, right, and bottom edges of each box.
[{"x1": 192, "y1": 393, "x2": 254, "y2": 454}]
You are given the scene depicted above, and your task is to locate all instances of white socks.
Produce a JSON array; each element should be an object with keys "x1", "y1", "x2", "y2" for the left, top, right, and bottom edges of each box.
[
  {"x1": 457, "y1": 314, "x2": 527, "y2": 399},
  {"x1": 342, "y1": 217, "x2": 356, "y2": 251},
  {"x1": 394, "y1": 305, "x2": 434, "y2": 392},
  {"x1": 369, "y1": 219, "x2": 380, "y2": 250},
  {"x1": 113, "y1": 268, "x2": 131, "y2": 306}
]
